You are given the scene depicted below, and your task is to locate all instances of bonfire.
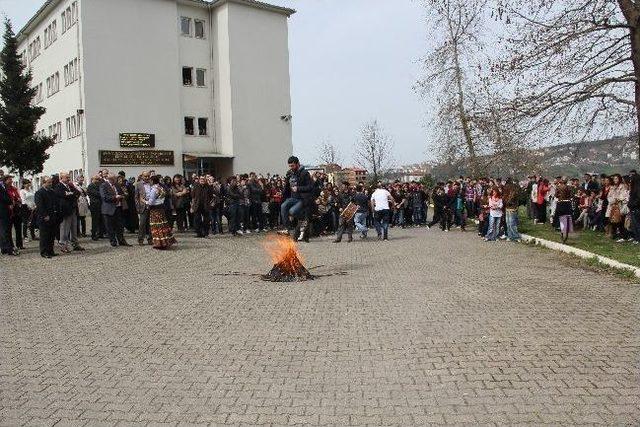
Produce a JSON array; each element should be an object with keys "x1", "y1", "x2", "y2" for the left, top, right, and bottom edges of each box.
[{"x1": 262, "y1": 234, "x2": 314, "y2": 282}]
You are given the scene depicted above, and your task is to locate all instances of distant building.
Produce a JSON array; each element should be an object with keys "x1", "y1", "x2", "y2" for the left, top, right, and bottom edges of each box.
[
  {"x1": 15, "y1": 0, "x2": 295, "y2": 182},
  {"x1": 335, "y1": 167, "x2": 367, "y2": 186}
]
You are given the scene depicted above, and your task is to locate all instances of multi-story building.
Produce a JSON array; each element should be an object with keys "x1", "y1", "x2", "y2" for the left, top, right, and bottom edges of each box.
[{"x1": 16, "y1": 0, "x2": 294, "y2": 182}]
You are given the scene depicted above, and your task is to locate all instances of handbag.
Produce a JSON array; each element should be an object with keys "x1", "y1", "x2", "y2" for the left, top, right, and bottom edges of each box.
[{"x1": 609, "y1": 202, "x2": 622, "y2": 224}]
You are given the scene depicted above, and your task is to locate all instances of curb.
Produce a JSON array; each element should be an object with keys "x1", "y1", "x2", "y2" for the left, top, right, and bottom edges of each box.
[{"x1": 521, "y1": 234, "x2": 640, "y2": 279}]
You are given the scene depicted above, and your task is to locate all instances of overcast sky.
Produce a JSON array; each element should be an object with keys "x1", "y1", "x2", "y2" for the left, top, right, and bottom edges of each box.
[{"x1": 0, "y1": 0, "x2": 433, "y2": 167}]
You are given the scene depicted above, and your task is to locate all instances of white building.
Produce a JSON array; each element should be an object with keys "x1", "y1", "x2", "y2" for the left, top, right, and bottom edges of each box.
[{"x1": 16, "y1": 0, "x2": 294, "y2": 181}]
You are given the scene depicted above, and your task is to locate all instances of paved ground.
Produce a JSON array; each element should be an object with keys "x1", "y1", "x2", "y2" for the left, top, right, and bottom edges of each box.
[{"x1": 1, "y1": 227, "x2": 639, "y2": 426}]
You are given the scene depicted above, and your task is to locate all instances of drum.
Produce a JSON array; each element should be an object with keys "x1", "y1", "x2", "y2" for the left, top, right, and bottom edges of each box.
[{"x1": 340, "y1": 202, "x2": 358, "y2": 221}]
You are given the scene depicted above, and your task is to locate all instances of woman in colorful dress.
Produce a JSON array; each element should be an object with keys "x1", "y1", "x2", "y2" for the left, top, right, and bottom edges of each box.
[{"x1": 147, "y1": 175, "x2": 176, "y2": 250}]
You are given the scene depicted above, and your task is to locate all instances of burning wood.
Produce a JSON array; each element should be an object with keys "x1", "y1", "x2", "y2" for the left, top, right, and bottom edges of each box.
[{"x1": 262, "y1": 234, "x2": 315, "y2": 282}]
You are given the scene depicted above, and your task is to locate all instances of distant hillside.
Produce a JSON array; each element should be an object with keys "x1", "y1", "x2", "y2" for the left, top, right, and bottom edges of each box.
[
  {"x1": 536, "y1": 136, "x2": 638, "y2": 176},
  {"x1": 425, "y1": 136, "x2": 638, "y2": 178}
]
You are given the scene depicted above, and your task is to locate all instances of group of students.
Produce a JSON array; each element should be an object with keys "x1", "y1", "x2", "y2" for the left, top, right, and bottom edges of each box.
[
  {"x1": 2, "y1": 161, "x2": 640, "y2": 258},
  {"x1": 525, "y1": 171, "x2": 640, "y2": 243}
]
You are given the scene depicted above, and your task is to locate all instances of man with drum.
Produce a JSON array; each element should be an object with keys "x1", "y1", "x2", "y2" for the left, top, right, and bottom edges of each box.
[{"x1": 333, "y1": 181, "x2": 356, "y2": 243}]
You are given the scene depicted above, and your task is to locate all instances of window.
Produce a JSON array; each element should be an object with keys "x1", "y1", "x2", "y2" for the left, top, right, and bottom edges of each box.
[
  {"x1": 64, "y1": 58, "x2": 79, "y2": 86},
  {"x1": 65, "y1": 112, "x2": 83, "y2": 139},
  {"x1": 47, "y1": 72, "x2": 60, "y2": 97},
  {"x1": 184, "y1": 117, "x2": 195, "y2": 135},
  {"x1": 48, "y1": 121, "x2": 62, "y2": 144},
  {"x1": 196, "y1": 69, "x2": 206, "y2": 87},
  {"x1": 62, "y1": 2, "x2": 78, "y2": 34},
  {"x1": 71, "y1": 2, "x2": 78, "y2": 23},
  {"x1": 198, "y1": 118, "x2": 208, "y2": 136},
  {"x1": 51, "y1": 20, "x2": 57, "y2": 42},
  {"x1": 28, "y1": 37, "x2": 41, "y2": 61},
  {"x1": 180, "y1": 17, "x2": 192, "y2": 36},
  {"x1": 44, "y1": 20, "x2": 57, "y2": 48},
  {"x1": 33, "y1": 83, "x2": 43, "y2": 105},
  {"x1": 182, "y1": 67, "x2": 193, "y2": 86},
  {"x1": 195, "y1": 20, "x2": 205, "y2": 39}
]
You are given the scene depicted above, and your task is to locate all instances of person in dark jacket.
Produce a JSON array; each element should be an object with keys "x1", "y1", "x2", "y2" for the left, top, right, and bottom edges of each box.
[
  {"x1": 100, "y1": 174, "x2": 131, "y2": 247},
  {"x1": 0, "y1": 175, "x2": 18, "y2": 256},
  {"x1": 280, "y1": 156, "x2": 314, "y2": 234},
  {"x1": 427, "y1": 185, "x2": 446, "y2": 230},
  {"x1": 190, "y1": 176, "x2": 213, "y2": 238},
  {"x1": 628, "y1": 174, "x2": 640, "y2": 244},
  {"x1": 334, "y1": 182, "x2": 354, "y2": 243},
  {"x1": 54, "y1": 172, "x2": 84, "y2": 253},
  {"x1": 87, "y1": 175, "x2": 104, "y2": 240},
  {"x1": 225, "y1": 176, "x2": 243, "y2": 236},
  {"x1": 35, "y1": 176, "x2": 58, "y2": 258},
  {"x1": 248, "y1": 172, "x2": 265, "y2": 232}
]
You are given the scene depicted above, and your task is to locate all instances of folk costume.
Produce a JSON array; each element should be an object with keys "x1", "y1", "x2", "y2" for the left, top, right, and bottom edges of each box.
[{"x1": 148, "y1": 184, "x2": 176, "y2": 250}]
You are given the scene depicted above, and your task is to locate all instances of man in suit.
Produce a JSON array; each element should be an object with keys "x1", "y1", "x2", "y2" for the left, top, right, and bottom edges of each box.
[
  {"x1": 54, "y1": 172, "x2": 84, "y2": 253},
  {"x1": 100, "y1": 173, "x2": 131, "y2": 247},
  {"x1": 35, "y1": 176, "x2": 58, "y2": 258},
  {"x1": 0, "y1": 175, "x2": 18, "y2": 256},
  {"x1": 134, "y1": 171, "x2": 153, "y2": 245},
  {"x1": 87, "y1": 175, "x2": 104, "y2": 240}
]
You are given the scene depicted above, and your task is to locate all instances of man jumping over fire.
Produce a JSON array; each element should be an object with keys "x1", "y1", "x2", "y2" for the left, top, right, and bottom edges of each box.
[{"x1": 279, "y1": 156, "x2": 314, "y2": 240}]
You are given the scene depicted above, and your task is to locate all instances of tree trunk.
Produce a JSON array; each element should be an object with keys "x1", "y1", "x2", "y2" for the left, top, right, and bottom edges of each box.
[
  {"x1": 632, "y1": 30, "x2": 640, "y2": 161},
  {"x1": 452, "y1": 41, "x2": 478, "y2": 176},
  {"x1": 618, "y1": 0, "x2": 640, "y2": 160}
]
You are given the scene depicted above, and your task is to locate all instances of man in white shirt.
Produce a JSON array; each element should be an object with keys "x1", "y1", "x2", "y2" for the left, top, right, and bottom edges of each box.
[{"x1": 370, "y1": 182, "x2": 395, "y2": 241}]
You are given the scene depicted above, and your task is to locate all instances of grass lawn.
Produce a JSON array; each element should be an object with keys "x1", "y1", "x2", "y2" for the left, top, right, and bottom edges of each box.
[{"x1": 518, "y1": 207, "x2": 640, "y2": 268}]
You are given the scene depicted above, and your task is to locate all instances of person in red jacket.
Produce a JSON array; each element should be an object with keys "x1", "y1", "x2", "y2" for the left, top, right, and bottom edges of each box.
[
  {"x1": 6, "y1": 177, "x2": 24, "y2": 250},
  {"x1": 536, "y1": 178, "x2": 550, "y2": 224}
]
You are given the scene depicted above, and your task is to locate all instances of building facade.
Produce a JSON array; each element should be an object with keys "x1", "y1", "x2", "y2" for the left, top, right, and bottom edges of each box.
[{"x1": 16, "y1": 0, "x2": 294, "y2": 182}]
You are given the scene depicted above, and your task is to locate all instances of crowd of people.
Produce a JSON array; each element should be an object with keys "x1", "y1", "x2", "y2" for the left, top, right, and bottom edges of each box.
[{"x1": 1, "y1": 157, "x2": 639, "y2": 259}]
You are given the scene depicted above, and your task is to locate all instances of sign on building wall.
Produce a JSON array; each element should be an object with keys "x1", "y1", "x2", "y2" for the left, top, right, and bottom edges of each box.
[
  {"x1": 119, "y1": 133, "x2": 156, "y2": 148},
  {"x1": 99, "y1": 150, "x2": 174, "y2": 166}
]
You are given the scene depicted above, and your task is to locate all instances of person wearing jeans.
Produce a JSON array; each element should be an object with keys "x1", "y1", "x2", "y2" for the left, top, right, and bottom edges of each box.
[
  {"x1": 370, "y1": 183, "x2": 394, "y2": 241},
  {"x1": 352, "y1": 184, "x2": 370, "y2": 238},
  {"x1": 505, "y1": 208, "x2": 521, "y2": 241},
  {"x1": 485, "y1": 188, "x2": 504, "y2": 242},
  {"x1": 279, "y1": 156, "x2": 313, "y2": 235}
]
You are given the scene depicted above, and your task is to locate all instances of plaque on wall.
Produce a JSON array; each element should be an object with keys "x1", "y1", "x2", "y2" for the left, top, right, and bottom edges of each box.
[
  {"x1": 99, "y1": 150, "x2": 174, "y2": 166},
  {"x1": 119, "y1": 133, "x2": 156, "y2": 148}
]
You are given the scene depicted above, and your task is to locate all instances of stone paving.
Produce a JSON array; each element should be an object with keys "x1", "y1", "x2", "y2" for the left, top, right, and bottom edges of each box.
[{"x1": 0, "y1": 227, "x2": 639, "y2": 426}]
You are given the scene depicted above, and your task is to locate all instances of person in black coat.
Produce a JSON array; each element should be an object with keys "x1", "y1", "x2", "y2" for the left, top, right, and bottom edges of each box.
[
  {"x1": 35, "y1": 176, "x2": 58, "y2": 258},
  {"x1": 427, "y1": 185, "x2": 446, "y2": 230},
  {"x1": 0, "y1": 175, "x2": 18, "y2": 255},
  {"x1": 628, "y1": 174, "x2": 640, "y2": 244},
  {"x1": 87, "y1": 175, "x2": 104, "y2": 240}
]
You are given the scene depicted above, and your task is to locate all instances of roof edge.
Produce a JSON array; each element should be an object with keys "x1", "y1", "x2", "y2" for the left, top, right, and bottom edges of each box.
[
  {"x1": 16, "y1": 0, "x2": 61, "y2": 43},
  {"x1": 17, "y1": 0, "x2": 295, "y2": 42},
  {"x1": 212, "y1": 0, "x2": 296, "y2": 17}
]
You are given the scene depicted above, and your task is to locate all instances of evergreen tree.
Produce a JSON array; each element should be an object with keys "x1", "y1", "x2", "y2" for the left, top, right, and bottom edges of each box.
[{"x1": 0, "y1": 18, "x2": 54, "y2": 179}]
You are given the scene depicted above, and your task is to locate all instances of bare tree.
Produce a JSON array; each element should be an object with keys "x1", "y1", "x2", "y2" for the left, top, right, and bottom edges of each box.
[
  {"x1": 471, "y1": 78, "x2": 541, "y2": 175},
  {"x1": 495, "y1": 0, "x2": 639, "y2": 159},
  {"x1": 316, "y1": 138, "x2": 341, "y2": 165},
  {"x1": 354, "y1": 120, "x2": 394, "y2": 182},
  {"x1": 417, "y1": 0, "x2": 488, "y2": 177}
]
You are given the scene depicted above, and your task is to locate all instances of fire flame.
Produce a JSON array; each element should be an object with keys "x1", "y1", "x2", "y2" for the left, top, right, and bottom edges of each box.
[{"x1": 264, "y1": 234, "x2": 305, "y2": 272}]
